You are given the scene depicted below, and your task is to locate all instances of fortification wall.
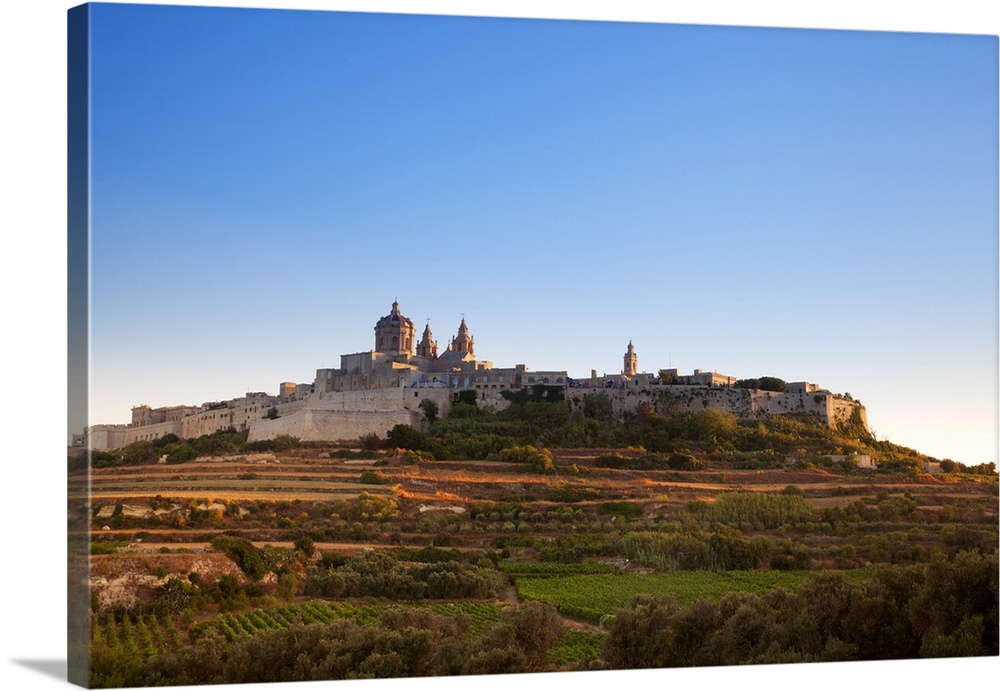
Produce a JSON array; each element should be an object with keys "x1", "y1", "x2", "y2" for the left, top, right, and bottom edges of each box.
[
  {"x1": 246, "y1": 388, "x2": 453, "y2": 443},
  {"x1": 246, "y1": 407, "x2": 423, "y2": 443},
  {"x1": 87, "y1": 425, "x2": 128, "y2": 451},
  {"x1": 182, "y1": 408, "x2": 235, "y2": 439},
  {"x1": 123, "y1": 420, "x2": 183, "y2": 445},
  {"x1": 569, "y1": 385, "x2": 866, "y2": 430}
]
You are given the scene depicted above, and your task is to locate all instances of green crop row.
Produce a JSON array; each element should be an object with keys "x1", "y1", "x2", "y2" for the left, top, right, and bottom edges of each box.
[
  {"x1": 515, "y1": 570, "x2": 873, "y2": 623},
  {"x1": 91, "y1": 614, "x2": 178, "y2": 660},
  {"x1": 191, "y1": 600, "x2": 504, "y2": 643},
  {"x1": 498, "y1": 561, "x2": 622, "y2": 577}
]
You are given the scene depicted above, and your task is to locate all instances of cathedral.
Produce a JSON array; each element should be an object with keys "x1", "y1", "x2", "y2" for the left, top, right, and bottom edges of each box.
[{"x1": 314, "y1": 300, "x2": 569, "y2": 400}]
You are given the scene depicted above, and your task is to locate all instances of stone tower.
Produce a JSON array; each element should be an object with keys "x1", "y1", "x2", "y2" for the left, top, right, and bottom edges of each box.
[
  {"x1": 374, "y1": 300, "x2": 416, "y2": 356},
  {"x1": 416, "y1": 322, "x2": 438, "y2": 358},
  {"x1": 623, "y1": 340, "x2": 637, "y2": 377},
  {"x1": 447, "y1": 317, "x2": 475, "y2": 358}
]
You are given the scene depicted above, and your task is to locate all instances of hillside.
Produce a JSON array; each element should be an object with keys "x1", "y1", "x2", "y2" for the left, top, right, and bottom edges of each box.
[{"x1": 71, "y1": 397, "x2": 998, "y2": 686}]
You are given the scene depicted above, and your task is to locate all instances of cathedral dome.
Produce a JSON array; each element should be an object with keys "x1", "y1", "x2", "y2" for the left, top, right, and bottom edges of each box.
[
  {"x1": 375, "y1": 300, "x2": 414, "y2": 328},
  {"x1": 374, "y1": 300, "x2": 416, "y2": 356}
]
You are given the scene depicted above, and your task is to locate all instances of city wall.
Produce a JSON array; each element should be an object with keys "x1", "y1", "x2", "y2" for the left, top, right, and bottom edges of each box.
[
  {"x1": 123, "y1": 420, "x2": 183, "y2": 446},
  {"x1": 246, "y1": 387, "x2": 453, "y2": 443},
  {"x1": 568, "y1": 385, "x2": 866, "y2": 430},
  {"x1": 104, "y1": 383, "x2": 865, "y2": 450},
  {"x1": 86, "y1": 424, "x2": 128, "y2": 451}
]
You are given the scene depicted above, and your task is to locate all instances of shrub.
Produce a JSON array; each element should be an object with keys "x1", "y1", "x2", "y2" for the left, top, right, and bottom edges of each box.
[
  {"x1": 210, "y1": 535, "x2": 268, "y2": 580},
  {"x1": 383, "y1": 424, "x2": 428, "y2": 451},
  {"x1": 497, "y1": 445, "x2": 555, "y2": 473},
  {"x1": 293, "y1": 535, "x2": 315, "y2": 558},
  {"x1": 597, "y1": 502, "x2": 644, "y2": 520},
  {"x1": 360, "y1": 470, "x2": 391, "y2": 485},
  {"x1": 547, "y1": 485, "x2": 599, "y2": 503},
  {"x1": 359, "y1": 432, "x2": 382, "y2": 450},
  {"x1": 167, "y1": 444, "x2": 198, "y2": 464}
]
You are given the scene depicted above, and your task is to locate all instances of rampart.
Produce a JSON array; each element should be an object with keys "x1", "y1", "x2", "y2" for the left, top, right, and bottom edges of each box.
[
  {"x1": 123, "y1": 420, "x2": 183, "y2": 445},
  {"x1": 246, "y1": 387, "x2": 454, "y2": 443},
  {"x1": 86, "y1": 424, "x2": 128, "y2": 451},
  {"x1": 568, "y1": 385, "x2": 867, "y2": 431}
]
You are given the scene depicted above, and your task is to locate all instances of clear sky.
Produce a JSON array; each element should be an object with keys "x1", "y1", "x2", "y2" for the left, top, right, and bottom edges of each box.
[{"x1": 84, "y1": 1, "x2": 998, "y2": 465}]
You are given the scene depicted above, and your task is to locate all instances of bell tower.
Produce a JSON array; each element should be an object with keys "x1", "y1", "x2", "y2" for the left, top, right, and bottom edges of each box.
[
  {"x1": 623, "y1": 340, "x2": 637, "y2": 377},
  {"x1": 416, "y1": 321, "x2": 438, "y2": 358},
  {"x1": 446, "y1": 316, "x2": 475, "y2": 358}
]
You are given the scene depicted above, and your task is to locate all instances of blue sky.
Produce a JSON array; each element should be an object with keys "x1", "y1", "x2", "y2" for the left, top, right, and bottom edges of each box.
[{"x1": 84, "y1": 2, "x2": 998, "y2": 465}]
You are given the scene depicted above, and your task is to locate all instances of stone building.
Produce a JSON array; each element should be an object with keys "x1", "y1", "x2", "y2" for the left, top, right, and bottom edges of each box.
[
  {"x1": 84, "y1": 299, "x2": 867, "y2": 450},
  {"x1": 314, "y1": 300, "x2": 567, "y2": 403}
]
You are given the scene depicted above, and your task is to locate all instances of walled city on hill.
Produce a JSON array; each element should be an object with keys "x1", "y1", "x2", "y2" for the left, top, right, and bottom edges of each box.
[{"x1": 79, "y1": 300, "x2": 867, "y2": 454}]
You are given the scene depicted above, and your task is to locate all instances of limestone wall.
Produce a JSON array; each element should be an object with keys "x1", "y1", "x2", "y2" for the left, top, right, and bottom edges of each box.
[
  {"x1": 569, "y1": 385, "x2": 866, "y2": 431},
  {"x1": 182, "y1": 407, "x2": 236, "y2": 439},
  {"x1": 246, "y1": 407, "x2": 421, "y2": 443},
  {"x1": 247, "y1": 388, "x2": 453, "y2": 443},
  {"x1": 86, "y1": 424, "x2": 128, "y2": 451},
  {"x1": 123, "y1": 420, "x2": 183, "y2": 445}
]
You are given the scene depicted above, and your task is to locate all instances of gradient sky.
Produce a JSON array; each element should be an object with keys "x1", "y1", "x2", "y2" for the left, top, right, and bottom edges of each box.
[{"x1": 85, "y1": 2, "x2": 998, "y2": 465}]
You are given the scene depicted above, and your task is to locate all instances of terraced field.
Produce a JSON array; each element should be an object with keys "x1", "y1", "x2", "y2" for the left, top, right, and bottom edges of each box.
[{"x1": 73, "y1": 443, "x2": 997, "y2": 686}]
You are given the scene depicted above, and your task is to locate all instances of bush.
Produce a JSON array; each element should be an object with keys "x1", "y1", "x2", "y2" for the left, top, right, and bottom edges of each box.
[
  {"x1": 360, "y1": 469, "x2": 391, "y2": 485},
  {"x1": 666, "y1": 452, "x2": 700, "y2": 470},
  {"x1": 547, "y1": 485, "x2": 599, "y2": 503},
  {"x1": 293, "y1": 535, "x2": 315, "y2": 558},
  {"x1": 383, "y1": 424, "x2": 429, "y2": 451},
  {"x1": 210, "y1": 535, "x2": 268, "y2": 580},
  {"x1": 497, "y1": 445, "x2": 554, "y2": 473},
  {"x1": 167, "y1": 444, "x2": 198, "y2": 464},
  {"x1": 359, "y1": 432, "x2": 382, "y2": 450},
  {"x1": 597, "y1": 502, "x2": 644, "y2": 520}
]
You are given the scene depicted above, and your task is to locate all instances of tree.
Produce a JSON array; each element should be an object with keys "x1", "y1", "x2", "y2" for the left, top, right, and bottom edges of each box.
[
  {"x1": 758, "y1": 377, "x2": 787, "y2": 392},
  {"x1": 601, "y1": 595, "x2": 685, "y2": 668},
  {"x1": 456, "y1": 390, "x2": 478, "y2": 406},
  {"x1": 265, "y1": 407, "x2": 279, "y2": 420},
  {"x1": 471, "y1": 602, "x2": 564, "y2": 673},
  {"x1": 419, "y1": 398, "x2": 439, "y2": 424},
  {"x1": 293, "y1": 534, "x2": 315, "y2": 558},
  {"x1": 583, "y1": 392, "x2": 615, "y2": 422},
  {"x1": 383, "y1": 424, "x2": 428, "y2": 451}
]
